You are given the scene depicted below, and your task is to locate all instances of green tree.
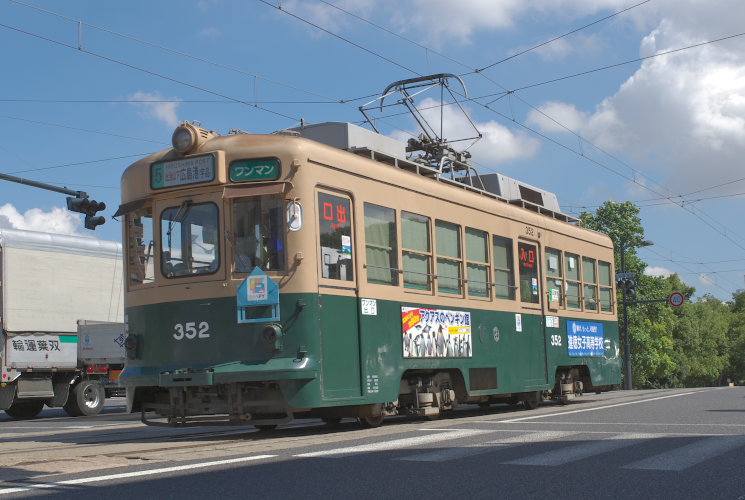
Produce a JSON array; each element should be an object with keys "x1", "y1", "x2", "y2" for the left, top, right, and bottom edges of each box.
[
  {"x1": 579, "y1": 202, "x2": 691, "y2": 388},
  {"x1": 672, "y1": 295, "x2": 731, "y2": 386},
  {"x1": 726, "y1": 290, "x2": 745, "y2": 384},
  {"x1": 578, "y1": 201, "x2": 646, "y2": 274}
]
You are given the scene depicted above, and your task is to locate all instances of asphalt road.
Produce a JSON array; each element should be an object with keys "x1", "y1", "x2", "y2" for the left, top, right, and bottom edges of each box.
[{"x1": 0, "y1": 387, "x2": 744, "y2": 499}]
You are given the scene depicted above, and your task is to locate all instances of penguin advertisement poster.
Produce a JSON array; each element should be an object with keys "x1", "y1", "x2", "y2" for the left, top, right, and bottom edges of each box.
[{"x1": 401, "y1": 307, "x2": 472, "y2": 358}]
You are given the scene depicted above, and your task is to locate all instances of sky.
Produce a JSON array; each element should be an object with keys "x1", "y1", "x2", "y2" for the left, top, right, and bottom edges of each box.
[{"x1": 0, "y1": 0, "x2": 744, "y2": 301}]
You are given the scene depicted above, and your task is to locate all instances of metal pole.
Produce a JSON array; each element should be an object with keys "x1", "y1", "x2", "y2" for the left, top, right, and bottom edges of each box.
[
  {"x1": 621, "y1": 245, "x2": 632, "y2": 390},
  {"x1": 0, "y1": 173, "x2": 86, "y2": 198}
]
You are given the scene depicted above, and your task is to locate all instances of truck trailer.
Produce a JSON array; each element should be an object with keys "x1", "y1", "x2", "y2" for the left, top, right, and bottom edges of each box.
[{"x1": 0, "y1": 228, "x2": 124, "y2": 418}]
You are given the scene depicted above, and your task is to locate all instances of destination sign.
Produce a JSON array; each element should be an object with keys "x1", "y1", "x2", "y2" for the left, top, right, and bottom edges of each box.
[
  {"x1": 151, "y1": 154, "x2": 215, "y2": 189},
  {"x1": 229, "y1": 158, "x2": 280, "y2": 182}
]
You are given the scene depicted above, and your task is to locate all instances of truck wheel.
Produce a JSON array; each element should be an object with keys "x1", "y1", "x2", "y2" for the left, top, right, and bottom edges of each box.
[
  {"x1": 5, "y1": 400, "x2": 45, "y2": 419},
  {"x1": 64, "y1": 380, "x2": 105, "y2": 417}
]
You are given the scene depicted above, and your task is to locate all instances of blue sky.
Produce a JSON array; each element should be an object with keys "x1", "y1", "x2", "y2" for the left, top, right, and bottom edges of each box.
[{"x1": 1, "y1": 0, "x2": 744, "y2": 301}]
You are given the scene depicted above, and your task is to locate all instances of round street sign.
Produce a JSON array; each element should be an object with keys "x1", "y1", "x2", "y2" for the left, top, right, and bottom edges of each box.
[{"x1": 669, "y1": 292, "x2": 685, "y2": 307}]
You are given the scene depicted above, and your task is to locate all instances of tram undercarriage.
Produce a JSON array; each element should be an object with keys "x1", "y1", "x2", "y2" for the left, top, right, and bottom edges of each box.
[{"x1": 132, "y1": 366, "x2": 603, "y2": 428}]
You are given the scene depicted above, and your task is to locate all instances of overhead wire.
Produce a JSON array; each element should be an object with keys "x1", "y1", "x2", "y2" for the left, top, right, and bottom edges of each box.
[
  {"x1": 8, "y1": 0, "x2": 343, "y2": 105},
  {"x1": 277, "y1": 0, "x2": 745, "y2": 280},
  {"x1": 472, "y1": 0, "x2": 653, "y2": 74},
  {"x1": 5, "y1": 1, "x2": 744, "y2": 290},
  {"x1": 0, "y1": 114, "x2": 169, "y2": 144},
  {"x1": 0, "y1": 21, "x2": 301, "y2": 123}
]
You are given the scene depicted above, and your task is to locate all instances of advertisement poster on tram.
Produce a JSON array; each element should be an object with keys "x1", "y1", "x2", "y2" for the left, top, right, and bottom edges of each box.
[{"x1": 401, "y1": 307, "x2": 472, "y2": 358}]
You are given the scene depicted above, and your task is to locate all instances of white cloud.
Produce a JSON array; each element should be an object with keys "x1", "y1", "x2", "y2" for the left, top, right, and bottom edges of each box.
[
  {"x1": 699, "y1": 273, "x2": 717, "y2": 286},
  {"x1": 579, "y1": 0, "x2": 745, "y2": 194},
  {"x1": 391, "y1": 98, "x2": 540, "y2": 166},
  {"x1": 128, "y1": 91, "x2": 181, "y2": 128},
  {"x1": 0, "y1": 204, "x2": 82, "y2": 235},
  {"x1": 200, "y1": 27, "x2": 221, "y2": 39},
  {"x1": 526, "y1": 101, "x2": 588, "y2": 133},
  {"x1": 645, "y1": 266, "x2": 673, "y2": 278},
  {"x1": 281, "y1": 0, "x2": 376, "y2": 36},
  {"x1": 277, "y1": 0, "x2": 637, "y2": 47}
]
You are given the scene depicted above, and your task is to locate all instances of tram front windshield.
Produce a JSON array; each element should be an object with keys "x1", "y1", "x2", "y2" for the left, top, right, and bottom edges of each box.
[{"x1": 161, "y1": 201, "x2": 219, "y2": 277}]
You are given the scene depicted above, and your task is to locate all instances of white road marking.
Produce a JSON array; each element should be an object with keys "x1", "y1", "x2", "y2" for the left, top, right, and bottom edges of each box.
[
  {"x1": 0, "y1": 454, "x2": 277, "y2": 496},
  {"x1": 503, "y1": 433, "x2": 659, "y2": 466},
  {"x1": 295, "y1": 429, "x2": 491, "y2": 458},
  {"x1": 497, "y1": 389, "x2": 716, "y2": 423},
  {"x1": 396, "y1": 430, "x2": 579, "y2": 462},
  {"x1": 494, "y1": 421, "x2": 745, "y2": 429},
  {"x1": 623, "y1": 435, "x2": 745, "y2": 471}
]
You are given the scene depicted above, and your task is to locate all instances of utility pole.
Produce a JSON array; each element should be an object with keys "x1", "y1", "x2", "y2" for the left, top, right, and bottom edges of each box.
[{"x1": 618, "y1": 239, "x2": 653, "y2": 390}]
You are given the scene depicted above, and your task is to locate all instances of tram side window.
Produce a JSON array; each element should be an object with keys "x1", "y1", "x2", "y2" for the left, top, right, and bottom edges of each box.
[
  {"x1": 518, "y1": 242, "x2": 539, "y2": 304},
  {"x1": 161, "y1": 202, "x2": 219, "y2": 278},
  {"x1": 565, "y1": 252, "x2": 581, "y2": 308},
  {"x1": 401, "y1": 211, "x2": 431, "y2": 291},
  {"x1": 126, "y1": 208, "x2": 155, "y2": 286},
  {"x1": 364, "y1": 203, "x2": 398, "y2": 286},
  {"x1": 583, "y1": 257, "x2": 598, "y2": 311},
  {"x1": 493, "y1": 236, "x2": 515, "y2": 300},
  {"x1": 232, "y1": 195, "x2": 286, "y2": 273},
  {"x1": 466, "y1": 228, "x2": 489, "y2": 298},
  {"x1": 436, "y1": 220, "x2": 462, "y2": 295},
  {"x1": 598, "y1": 260, "x2": 614, "y2": 312},
  {"x1": 318, "y1": 192, "x2": 353, "y2": 281},
  {"x1": 546, "y1": 247, "x2": 563, "y2": 306}
]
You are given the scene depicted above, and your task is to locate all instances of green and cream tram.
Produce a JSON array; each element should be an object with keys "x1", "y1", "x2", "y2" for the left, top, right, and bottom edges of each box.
[{"x1": 118, "y1": 119, "x2": 620, "y2": 427}]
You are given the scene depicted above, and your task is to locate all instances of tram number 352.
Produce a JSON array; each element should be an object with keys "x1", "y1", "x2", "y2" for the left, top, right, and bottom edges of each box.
[{"x1": 173, "y1": 322, "x2": 211, "y2": 340}]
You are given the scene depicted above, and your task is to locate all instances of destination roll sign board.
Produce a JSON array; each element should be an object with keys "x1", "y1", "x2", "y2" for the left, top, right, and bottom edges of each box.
[{"x1": 151, "y1": 154, "x2": 215, "y2": 189}]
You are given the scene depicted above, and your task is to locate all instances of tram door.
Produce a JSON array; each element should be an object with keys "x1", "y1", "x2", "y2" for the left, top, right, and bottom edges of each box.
[
  {"x1": 517, "y1": 240, "x2": 549, "y2": 386},
  {"x1": 316, "y1": 191, "x2": 363, "y2": 399}
]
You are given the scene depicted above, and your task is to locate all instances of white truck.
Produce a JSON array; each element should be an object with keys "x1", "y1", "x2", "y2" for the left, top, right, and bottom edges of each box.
[{"x1": 0, "y1": 228, "x2": 124, "y2": 419}]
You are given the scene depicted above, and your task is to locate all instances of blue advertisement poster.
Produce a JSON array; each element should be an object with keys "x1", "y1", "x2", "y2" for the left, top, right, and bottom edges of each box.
[{"x1": 566, "y1": 321, "x2": 605, "y2": 357}]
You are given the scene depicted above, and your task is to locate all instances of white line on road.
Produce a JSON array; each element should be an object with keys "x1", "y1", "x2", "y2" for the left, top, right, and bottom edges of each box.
[
  {"x1": 495, "y1": 421, "x2": 745, "y2": 429},
  {"x1": 295, "y1": 429, "x2": 491, "y2": 458},
  {"x1": 396, "y1": 430, "x2": 579, "y2": 462},
  {"x1": 623, "y1": 435, "x2": 745, "y2": 471},
  {"x1": 0, "y1": 454, "x2": 277, "y2": 496},
  {"x1": 496, "y1": 389, "x2": 717, "y2": 423},
  {"x1": 503, "y1": 433, "x2": 660, "y2": 466}
]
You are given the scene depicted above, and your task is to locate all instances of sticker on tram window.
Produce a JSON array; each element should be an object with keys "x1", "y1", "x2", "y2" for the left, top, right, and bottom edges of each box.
[
  {"x1": 401, "y1": 306, "x2": 472, "y2": 358},
  {"x1": 229, "y1": 158, "x2": 280, "y2": 182},
  {"x1": 151, "y1": 154, "x2": 215, "y2": 189}
]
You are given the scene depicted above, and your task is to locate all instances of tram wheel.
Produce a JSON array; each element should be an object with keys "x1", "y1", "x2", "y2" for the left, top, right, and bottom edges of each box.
[
  {"x1": 358, "y1": 414, "x2": 385, "y2": 428},
  {"x1": 521, "y1": 391, "x2": 542, "y2": 410}
]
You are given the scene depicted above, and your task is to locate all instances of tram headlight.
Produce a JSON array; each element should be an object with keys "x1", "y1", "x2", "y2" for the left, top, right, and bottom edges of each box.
[
  {"x1": 172, "y1": 124, "x2": 197, "y2": 153},
  {"x1": 263, "y1": 324, "x2": 284, "y2": 352},
  {"x1": 171, "y1": 122, "x2": 217, "y2": 155}
]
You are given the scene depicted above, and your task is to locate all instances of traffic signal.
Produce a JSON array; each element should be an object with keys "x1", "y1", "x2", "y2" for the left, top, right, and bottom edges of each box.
[
  {"x1": 66, "y1": 196, "x2": 106, "y2": 230},
  {"x1": 623, "y1": 278, "x2": 636, "y2": 299},
  {"x1": 615, "y1": 274, "x2": 637, "y2": 300}
]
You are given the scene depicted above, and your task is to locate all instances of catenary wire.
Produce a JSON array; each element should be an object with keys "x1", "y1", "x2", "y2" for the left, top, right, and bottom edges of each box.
[{"x1": 0, "y1": 22, "x2": 301, "y2": 123}]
